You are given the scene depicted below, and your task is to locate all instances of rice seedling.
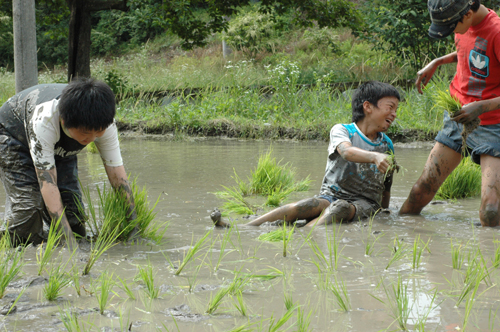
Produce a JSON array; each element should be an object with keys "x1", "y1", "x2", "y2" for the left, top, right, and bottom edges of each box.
[
  {"x1": 386, "y1": 236, "x2": 408, "y2": 270},
  {"x1": 117, "y1": 276, "x2": 135, "y2": 300},
  {"x1": 135, "y1": 262, "x2": 160, "y2": 299},
  {"x1": 70, "y1": 265, "x2": 81, "y2": 296},
  {"x1": 232, "y1": 291, "x2": 247, "y2": 316},
  {"x1": 1, "y1": 286, "x2": 27, "y2": 316},
  {"x1": 174, "y1": 229, "x2": 212, "y2": 275},
  {"x1": 206, "y1": 285, "x2": 231, "y2": 314},
  {"x1": 215, "y1": 185, "x2": 255, "y2": 215},
  {"x1": 79, "y1": 178, "x2": 164, "y2": 242},
  {"x1": 371, "y1": 275, "x2": 412, "y2": 331},
  {"x1": 0, "y1": 232, "x2": 25, "y2": 299},
  {"x1": 43, "y1": 263, "x2": 71, "y2": 301},
  {"x1": 214, "y1": 226, "x2": 234, "y2": 272},
  {"x1": 384, "y1": 150, "x2": 405, "y2": 181},
  {"x1": 268, "y1": 307, "x2": 297, "y2": 332},
  {"x1": 328, "y1": 275, "x2": 350, "y2": 312},
  {"x1": 436, "y1": 158, "x2": 481, "y2": 199},
  {"x1": 411, "y1": 235, "x2": 430, "y2": 270},
  {"x1": 413, "y1": 288, "x2": 439, "y2": 332},
  {"x1": 284, "y1": 291, "x2": 294, "y2": 311},
  {"x1": 306, "y1": 223, "x2": 345, "y2": 272},
  {"x1": 451, "y1": 239, "x2": 466, "y2": 270},
  {"x1": 433, "y1": 88, "x2": 480, "y2": 155},
  {"x1": 296, "y1": 306, "x2": 312, "y2": 332},
  {"x1": 492, "y1": 240, "x2": 500, "y2": 268},
  {"x1": 243, "y1": 267, "x2": 284, "y2": 281},
  {"x1": 215, "y1": 148, "x2": 311, "y2": 214},
  {"x1": 456, "y1": 261, "x2": 487, "y2": 306},
  {"x1": 59, "y1": 306, "x2": 95, "y2": 332},
  {"x1": 363, "y1": 214, "x2": 383, "y2": 256},
  {"x1": 96, "y1": 271, "x2": 115, "y2": 314},
  {"x1": 82, "y1": 214, "x2": 122, "y2": 276},
  {"x1": 36, "y1": 214, "x2": 64, "y2": 276}
]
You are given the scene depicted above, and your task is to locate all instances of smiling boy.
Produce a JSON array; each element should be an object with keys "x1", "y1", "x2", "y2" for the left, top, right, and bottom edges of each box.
[
  {"x1": 400, "y1": 0, "x2": 500, "y2": 227},
  {"x1": 212, "y1": 81, "x2": 400, "y2": 227},
  {"x1": 0, "y1": 79, "x2": 137, "y2": 249}
]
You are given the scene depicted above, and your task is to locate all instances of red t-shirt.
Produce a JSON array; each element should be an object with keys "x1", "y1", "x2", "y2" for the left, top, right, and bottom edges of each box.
[{"x1": 450, "y1": 9, "x2": 500, "y2": 125}]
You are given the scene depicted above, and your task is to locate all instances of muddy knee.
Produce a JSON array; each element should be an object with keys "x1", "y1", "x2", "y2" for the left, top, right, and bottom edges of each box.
[
  {"x1": 480, "y1": 204, "x2": 500, "y2": 227},
  {"x1": 323, "y1": 200, "x2": 353, "y2": 224}
]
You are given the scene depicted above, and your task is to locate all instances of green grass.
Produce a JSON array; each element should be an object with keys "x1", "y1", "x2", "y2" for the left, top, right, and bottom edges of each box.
[
  {"x1": 436, "y1": 158, "x2": 481, "y2": 200},
  {"x1": 329, "y1": 275, "x2": 350, "y2": 312}
]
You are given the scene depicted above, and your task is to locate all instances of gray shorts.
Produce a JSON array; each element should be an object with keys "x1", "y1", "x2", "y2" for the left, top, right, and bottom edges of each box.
[
  {"x1": 317, "y1": 194, "x2": 379, "y2": 220},
  {"x1": 0, "y1": 125, "x2": 85, "y2": 245},
  {"x1": 435, "y1": 112, "x2": 500, "y2": 165}
]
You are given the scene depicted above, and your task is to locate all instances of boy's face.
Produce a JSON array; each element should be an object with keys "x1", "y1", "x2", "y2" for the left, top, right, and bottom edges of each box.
[
  {"x1": 453, "y1": 10, "x2": 474, "y2": 35},
  {"x1": 66, "y1": 127, "x2": 106, "y2": 146},
  {"x1": 366, "y1": 96, "x2": 399, "y2": 132}
]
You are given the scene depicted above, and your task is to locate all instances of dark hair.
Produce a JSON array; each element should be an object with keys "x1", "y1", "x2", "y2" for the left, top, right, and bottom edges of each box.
[
  {"x1": 59, "y1": 78, "x2": 115, "y2": 130},
  {"x1": 458, "y1": 0, "x2": 480, "y2": 23},
  {"x1": 351, "y1": 81, "x2": 400, "y2": 123}
]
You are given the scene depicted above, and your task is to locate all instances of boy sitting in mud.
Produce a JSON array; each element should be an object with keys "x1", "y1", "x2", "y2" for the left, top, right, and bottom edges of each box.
[
  {"x1": 212, "y1": 81, "x2": 400, "y2": 227},
  {"x1": 0, "y1": 79, "x2": 137, "y2": 250}
]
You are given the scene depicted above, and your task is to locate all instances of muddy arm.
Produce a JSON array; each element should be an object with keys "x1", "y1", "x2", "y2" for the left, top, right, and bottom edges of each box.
[
  {"x1": 104, "y1": 165, "x2": 137, "y2": 222},
  {"x1": 337, "y1": 142, "x2": 391, "y2": 174},
  {"x1": 35, "y1": 167, "x2": 78, "y2": 250}
]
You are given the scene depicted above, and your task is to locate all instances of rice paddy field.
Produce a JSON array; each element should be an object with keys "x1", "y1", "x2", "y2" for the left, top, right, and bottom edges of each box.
[{"x1": 0, "y1": 139, "x2": 499, "y2": 332}]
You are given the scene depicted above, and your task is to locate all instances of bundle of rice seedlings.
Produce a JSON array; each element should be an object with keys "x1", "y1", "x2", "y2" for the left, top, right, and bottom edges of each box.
[
  {"x1": 258, "y1": 227, "x2": 293, "y2": 243},
  {"x1": 436, "y1": 158, "x2": 481, "y2": 200},
  {"x1": 79, "y1": 178, "x2": 164, "y2": 242},
  {"x1": 434, "y1": 89, "x2": 480, "y2": 155}
]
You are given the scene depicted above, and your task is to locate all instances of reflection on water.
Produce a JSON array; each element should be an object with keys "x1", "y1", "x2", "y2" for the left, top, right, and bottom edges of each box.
[{"x1": 0, "y1": 138, "x2": 499, "y2": 332}]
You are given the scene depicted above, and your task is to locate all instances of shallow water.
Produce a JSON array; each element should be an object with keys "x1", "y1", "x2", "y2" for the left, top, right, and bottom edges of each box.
[{"x1": 1, "y1": 138, "x2": 499, "y2": 332}]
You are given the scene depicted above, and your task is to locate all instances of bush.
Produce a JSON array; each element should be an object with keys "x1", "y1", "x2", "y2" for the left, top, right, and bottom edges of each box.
[
  {"x1": 0, "y1": 14, "x2": 13, "y2": 68},
  {"x1": 225, "y1": 6, "x2": 293, "y2": 58},
  {"x1": 302, "y1": 26, "x2": 340, "y2": 54},
  {"x1": 360, "y1": 0, "x2": 450, "y2": 69}
]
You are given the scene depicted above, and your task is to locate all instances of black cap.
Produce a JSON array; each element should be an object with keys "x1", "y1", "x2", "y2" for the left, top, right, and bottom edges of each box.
[{"x1": 428, "y1": 0, "x2": 473, "y2": 39}]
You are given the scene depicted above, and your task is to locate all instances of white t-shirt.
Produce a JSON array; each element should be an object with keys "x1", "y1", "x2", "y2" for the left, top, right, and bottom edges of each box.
[{"x1": 28, "y1": 99, "x2": 123, "y2": 170}]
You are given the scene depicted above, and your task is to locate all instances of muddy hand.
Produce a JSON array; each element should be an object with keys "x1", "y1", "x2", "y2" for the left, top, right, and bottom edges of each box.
[{"x1": 210, "y1": 208, "x2": 230, "y2": 228}]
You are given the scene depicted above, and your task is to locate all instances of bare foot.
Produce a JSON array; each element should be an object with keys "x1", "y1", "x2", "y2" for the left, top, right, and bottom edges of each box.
[{"x1": 210, "y1": 208, "x2": 230, "y2": 228}]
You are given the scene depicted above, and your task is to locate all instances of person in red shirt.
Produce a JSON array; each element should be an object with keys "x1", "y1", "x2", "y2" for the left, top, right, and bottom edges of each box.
[{"x1": 400, "y1": 0, "x2": 500, "y2": 226}]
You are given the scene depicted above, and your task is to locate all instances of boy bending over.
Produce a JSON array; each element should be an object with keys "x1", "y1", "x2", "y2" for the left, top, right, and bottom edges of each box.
[
  {"x1": 212, "y1": 81, "x2": 400, "y2": 227},
  {"x1": 0, "y1": 79, "x2": 137, "y2": 249}
]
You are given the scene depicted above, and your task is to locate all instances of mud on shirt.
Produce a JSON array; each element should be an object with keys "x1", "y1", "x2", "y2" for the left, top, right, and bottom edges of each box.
[
  {"x1": 319, "y1": 123, "x2": 394, "y2": 208},
  {"x1": 0, "y1": 84, "x2": 123, "y2": 170}
]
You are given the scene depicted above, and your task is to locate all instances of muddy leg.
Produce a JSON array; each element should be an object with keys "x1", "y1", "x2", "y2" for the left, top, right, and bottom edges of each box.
[
  {"x1": 479, "y1": 155, "x2": 500, "y2": 227},
  {"x1": 245, "y1": 197, "x2": 330, "y2": 226},
  {"x1": 305, "y1": 200, "x2": 355, "y2": 227},
  {"x1": 400, "y1": 143, "x2": 461, "y2": 215}
]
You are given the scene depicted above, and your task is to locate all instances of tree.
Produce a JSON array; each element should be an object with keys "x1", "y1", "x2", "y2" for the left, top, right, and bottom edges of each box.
[{"x1": 66, "y1": 0, "x2": 127, "y2": 80}]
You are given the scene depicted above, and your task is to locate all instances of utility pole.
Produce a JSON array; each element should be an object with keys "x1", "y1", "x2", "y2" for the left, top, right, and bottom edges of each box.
[{"x1": 12, "y1": 0, "x2": 38, "y2": 93}]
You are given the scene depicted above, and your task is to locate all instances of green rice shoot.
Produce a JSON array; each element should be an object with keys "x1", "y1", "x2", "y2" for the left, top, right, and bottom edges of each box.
[
  {"x1": 258, "y1": 227, "x2": 293, "y2": 243},
  {"x1": 436, "y1": 158, "x2": 481, "y2": 200}
]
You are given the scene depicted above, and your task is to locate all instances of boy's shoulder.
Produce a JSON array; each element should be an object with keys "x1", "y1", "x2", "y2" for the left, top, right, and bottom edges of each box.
[{"x1": 332, "y1": 122, "x2": 394, "y2": 152}]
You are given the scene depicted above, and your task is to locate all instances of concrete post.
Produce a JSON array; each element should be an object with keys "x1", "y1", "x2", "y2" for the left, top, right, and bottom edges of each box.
[
  {"x1": 13, "y1": 0, "x2": 38, "y2": 93},
  {"x1": 222, "y1": 16, "x2": 232, "y2": 58}
]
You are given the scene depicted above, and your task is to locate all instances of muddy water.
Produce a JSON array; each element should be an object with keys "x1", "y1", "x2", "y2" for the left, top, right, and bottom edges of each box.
[{"x1": 1, "y1": 139, "x2": 500, "y2": 332}]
